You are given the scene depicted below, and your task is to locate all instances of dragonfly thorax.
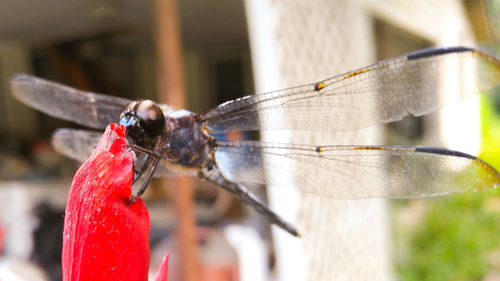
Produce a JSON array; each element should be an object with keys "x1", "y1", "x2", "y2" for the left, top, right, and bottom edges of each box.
[{"x1": 161, "y1": 110, "x2": 213, "y2": 168}]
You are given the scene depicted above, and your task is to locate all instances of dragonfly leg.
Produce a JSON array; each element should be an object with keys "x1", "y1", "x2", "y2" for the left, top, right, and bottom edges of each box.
[
  {"x1": 128, "y1": 144, "x2": 162, "y2": 158},
  {"x1": 136, "y1": 156, "x2": 161, "y2": 197},
  {"x1": 201, "y1": 170, "x2": 300, "y2": 237},
  {"x1": 130, "y1": 144, "x2": 162, "y2": 187},
  {"x1": 133, "y1": 154, "x2": 152, "y2": 184}
]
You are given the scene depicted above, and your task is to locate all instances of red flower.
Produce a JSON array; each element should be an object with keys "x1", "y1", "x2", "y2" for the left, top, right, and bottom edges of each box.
[
  {"x1": 154, "y1": 253, "x2": 170, "y2": 281},
  {"x1": 0, "y1": 218, "x2": 3, "y2": 254},
  {"x1": 0, "y1": 219, "x2": 2, "y2": 281},
  {"x1": 62, "y1": 124, "x2": 168, "y2": 281}
]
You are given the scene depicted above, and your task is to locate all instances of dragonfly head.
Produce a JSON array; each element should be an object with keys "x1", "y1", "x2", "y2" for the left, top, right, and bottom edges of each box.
[{"x1": 119, "y1": 100, "x2": 166, "y2": 148}]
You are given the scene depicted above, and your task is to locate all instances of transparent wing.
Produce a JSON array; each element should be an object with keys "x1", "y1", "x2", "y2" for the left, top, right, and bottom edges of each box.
[
  {"x1": 201, "y1": 47, "x2": 500, "y2": 133},
  {"x1": 214, "y1": 141, "x2": 500, "y2": 198},
  {"x1": 51, "y1": 129, "x2": 102, "y2": 162},
  {"x1": 11, "y1": 74, "x2": 132, "y2": 129}
]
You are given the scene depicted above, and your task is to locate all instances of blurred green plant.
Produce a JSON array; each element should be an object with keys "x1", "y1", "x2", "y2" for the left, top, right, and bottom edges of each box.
[
  {"x1": 395, "y1": 191, "x2": 500, "y2": 281},
  {"x1": 480, "y1": 90, "x2": 500, "y2": 170}
]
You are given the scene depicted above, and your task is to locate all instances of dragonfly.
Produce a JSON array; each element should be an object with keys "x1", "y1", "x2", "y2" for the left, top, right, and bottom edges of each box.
[{"x1": 10, "y1": 46, "x2": 500, "y2": 236}]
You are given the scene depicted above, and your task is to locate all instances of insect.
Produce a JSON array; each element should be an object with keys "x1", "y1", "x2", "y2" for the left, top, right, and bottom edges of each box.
[{"x1": 11, "y1": 46, "x2": 500, "y2": 236}]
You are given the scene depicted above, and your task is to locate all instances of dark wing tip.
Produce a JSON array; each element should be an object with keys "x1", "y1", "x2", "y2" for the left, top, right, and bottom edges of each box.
[
  {"x1": 406, "y1": 46, "x2": 474, "y2": 60},
  {"x1": 405, "y1": 46, "x2": 500, "y2": 67},
  {"x1": 415, "y1": 146, "x2": 477, "y2": 160},
  {"x1": 416, "y1": 146, "x2": 500, "y2": 188}
]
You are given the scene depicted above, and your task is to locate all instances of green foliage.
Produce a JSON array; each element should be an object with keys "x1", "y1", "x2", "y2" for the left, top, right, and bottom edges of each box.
[
  {"x1": 480, "y1": 92, "x2": 500, "y2": 171},
  {"x1": 395, "y1": 189, "x2": 500, "y2": 281}
]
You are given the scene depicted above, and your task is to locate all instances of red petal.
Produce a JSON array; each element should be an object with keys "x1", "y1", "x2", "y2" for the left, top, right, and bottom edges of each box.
[
  {"x1": 0, "y1": 218, "x2": 3, "y2": 254},
  {"x1": 62, "y1": 124, "x2": 151, "y2": 281},
  {"x1": 153, "y1": 253, "x2": 169, "y2": 281}
]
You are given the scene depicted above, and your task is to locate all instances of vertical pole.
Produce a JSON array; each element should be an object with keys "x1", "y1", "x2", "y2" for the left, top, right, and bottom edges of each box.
[{"x1": 154, "y1": 0, "x2": 200, "y2": 280}]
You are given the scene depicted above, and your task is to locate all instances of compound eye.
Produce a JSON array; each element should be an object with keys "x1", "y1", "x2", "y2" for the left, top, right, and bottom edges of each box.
[
  {"x1": 135, "y1": 100, "x2": 165, "y2": 137},
  {"x1": 120, "y1": 101, "x2": 138, "y2": 120}
]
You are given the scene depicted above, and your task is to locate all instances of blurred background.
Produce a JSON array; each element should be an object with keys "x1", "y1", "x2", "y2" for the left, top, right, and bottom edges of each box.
[{"x1": 0, "y1": 0, "x2": 499, "y2": 280}]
